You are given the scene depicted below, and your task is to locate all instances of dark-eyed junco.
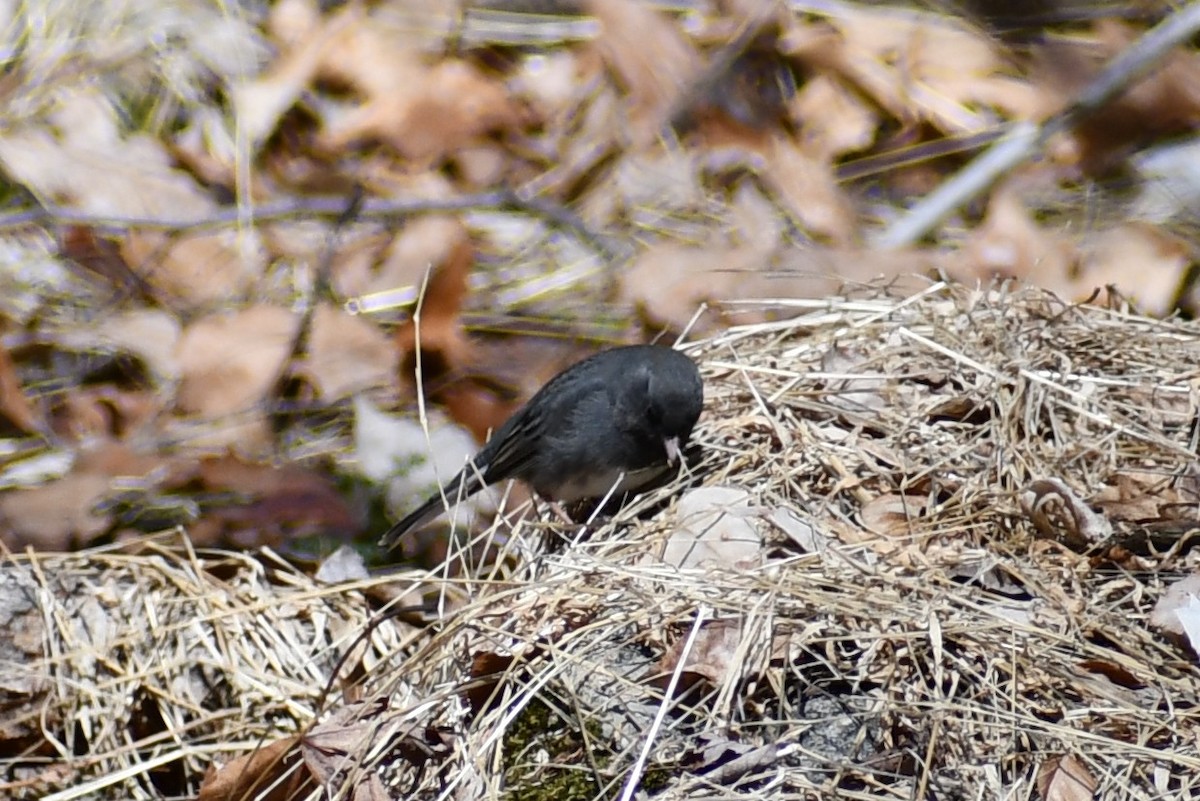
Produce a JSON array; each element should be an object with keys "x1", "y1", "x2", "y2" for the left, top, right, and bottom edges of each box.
[{"x1": 379, "y1": 344, "x2": 703, "y2": 549}]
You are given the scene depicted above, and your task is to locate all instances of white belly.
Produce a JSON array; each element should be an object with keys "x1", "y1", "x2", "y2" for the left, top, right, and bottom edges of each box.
[{"x1": 547, "y1": 464, "x2": 669, "y2": 502}]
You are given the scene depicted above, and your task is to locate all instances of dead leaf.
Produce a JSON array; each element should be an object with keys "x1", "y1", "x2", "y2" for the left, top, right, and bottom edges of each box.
[
  {"x1": 315, "y1": 545, "x2": 370, "y2": 584},
  {"x1": 619, "y1": 240, "x2": 936, "y2": 335},
  {"x1": 121, "y1": 228, "x2": 267, "y2": 308},
  {"x1": 1076, "y1": 659, "x2": 1144, "y2": 690},
  {"x1": 176, "y1": 305, "x2": 299, "y2": 418},
  {"x1": 392, "y1": 238, "x2": 528, "y2": 442},
  {"x1": 618, "y1": 241, "x2": 756, "y2": 334},
  {"x1": 198, "y1": 736, "x2": 311, "y2": 801},
  {"x1": 658, "y1": 618, "x2": 743, "y2": 687},
  {"x1": 956, "y1": 185, "x2": 1077, "y2": 290},
  {"x1": 0, "y1": 471, "x2": 112, "y2": 550},
  {"x1": 55, "y1": 308, "x2": 183, "y2": 385},
  {"x1": 0, "y1": 565, "x2": 49, "y2": 741},
  {"x1": 305, "y1": 696, "x2": 454, "y2": 779},
  {"x1": 1020, "y1": 479, "x2": 1112, "y2": 549},
  {"x1": 1149, "y1": 574, "x2": 1200, "y2": 660},
  {"x1": 301, "y1": 303, "x2": 395, "y2": 400},
  {"x1": 0, "y1": 338, "x2": 39, "y2": 433},
  {"x1": 820, "y1": 345, "x2": 890, "y2": 412},
  {"x1": 1092, "y1": 469, "x2": 1181, "y2": 522},
  {"x1": 510, "y1": 49, "x2": 587, "y2": 123},
  {"x1": 59, "y1": 225, "x2": 143, "y2": 296},
  {"x1": 316, "y1": 15, "x2": 523, "y2": 163},
  {"x1": 768, "y1": 506, "x2": 830, "y2": 553},
  {"x1": 789, "y1": 73, "x2": 880, "y2": 160},
  {"x1": 760, "y1": 134, "x2": 855, "y2": 243},
  {"x1": 372, "y1": 215, "x2": 471, "y2": 298},
  {"x1": 301, "y1": 706, "x2": 381, "y2": 787},
  {"x1": 825, "y1": 5, "x2": 1038, "y2": 132},
  {"x1": 234, "y1": 3, "x2": 356, "y2": 148},
  {"x1": 1034, "y1": 19, "x2": 1200, "y2": 174},
  {"x1": 393, "y1": 237, "x2": 474, "y2": 389},
  {"x1": 191, "y1": 456, "x2": 357, "y2": 548},
  {"x1": 1036, "y1": 754, "x2": 1098, "y2": 801},
  {"x1": 860, "y1": 493, "x2": 929, "y2": 538},
  {"x1": 659, "y1": 487, "x2": 762, "y2": 570},
  {"x1": 0, "y1": 90, "x2": 265, "y2": 308},
  {"x1": 586, "y1": 0, "x2": 702, "y2": 145},
  {"x1": 0, "y1": 91, "x2": 211, "y2": 219},
  {"x1": 1076, "y1": 224, "x2": 1190, "y2": 317},
  {"x1": 683, "y1": 731, "x2": 779, "y2": 785}
]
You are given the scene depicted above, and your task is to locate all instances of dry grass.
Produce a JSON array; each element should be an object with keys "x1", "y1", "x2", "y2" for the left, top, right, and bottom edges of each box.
[{"x1": 5, "y1": 282, "x2": 1200, "y2": 799}]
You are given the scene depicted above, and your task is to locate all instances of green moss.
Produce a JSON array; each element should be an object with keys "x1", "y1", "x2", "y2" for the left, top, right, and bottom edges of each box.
[
  {"x1": 501, "y1": 697, "x2": 611, "y2": 801},
  {"x1": 639, "y1": 764, "x2": 675, "y2": 793}
]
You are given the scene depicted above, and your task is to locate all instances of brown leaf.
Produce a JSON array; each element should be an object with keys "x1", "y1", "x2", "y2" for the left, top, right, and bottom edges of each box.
[
  {"x1": 198, "y1": 736, "x2": 312, "y2": 801},
  {"x1": 302, "y1": 303, "x2": 395, "y2": 400},
  {"x1": 658, "y1": 619, "x2": 743, "y2": 687},
  {"x1": 302, "y1": 710, "x2": 381, "y2": 786},
  {"x1": 789, "y1": 73, "x2": 879, "y2": 160},
  {"x1": 1092, "y1": 469, "x2": 1182, "y2": 523},
  {"x1": 0, "y1": 338, "x2": 39, "y2": 433},
  {"x1": 121, "y1": 229, "x2": 267, "y2": 308},
  {"x1": 619, "y1": 240, "x2": 935, "y2": 335},
  {"x1": 334, "y1": 215, "x2": 470, "y2": 299},
  {"x1": 59, "y1": 225, "x2": 145, "y2": 296},
  {"x1": 1076, "y1": 223, "x2": 1190, "y2": 317},
  {"x1": 956, "y1": 186, "x2": 1076, "y2": 289},
  {"x1": 233, "y1": 2, "x2": 353, "y2": 147},
  {"x1": 194, "y1": 456, "x2": 357, "y2": 547},
  {"x1": 0, "y1": 440, "x2": 192, "y2": 549},
  {"x1": 0, "y1": 91, "x2": 212, "y2": 219},
  {"x1": 102, "y1": 309, "x2": 184, "y2": 383},
  {"x1": 1020, "y1": 479, "x2": 1112, "y2": 548},
  {"x1": 760, "y1": 134, "x2": 855, "y2": 243},
  {"x1": 176, "y1": 305, "x2": 300, "y2": 418},
  {"x1": 314, "y1": 12, "x2": 523, "y2": 163},
  {"x1": 302, "y1": 697, "x2": 453, "y2": 784},
  {"x1": 1036, "y1": 754, "x2": 1098, "y2": 801},
  {"x1": 860, "y1": 493, "x2": 930, "y2": 538},
  {"x1": 50, "y1": 387, "x2": 165, "y2": 443},
  {"x1": 392, "y1": 238, "x2": 529, "y2": 441},
  {"x1": 825, "y1": 5, "x2": 1037, "y2": 132},
  {"x1": 1034, "y1": 19, "x2": 1200, "y2": 174},
  {"x1": 618, "y1": 241, "x2": 753, "y2": 334},
  {"x1": 393, "y1": 237, "x2": 475, "y2": 389},
  {"x1": 0, "y1": 473, "x2": 113, "y2": 549},
  {"x1": 585, "y1": 0, "x2": 702, "y2": 145},
  {"x1": 1077, "y1": 659, "x2": 1144, "y2": 690},
  {"x1": 0, "y1": 90, "x2": 264, "y2": 308}
]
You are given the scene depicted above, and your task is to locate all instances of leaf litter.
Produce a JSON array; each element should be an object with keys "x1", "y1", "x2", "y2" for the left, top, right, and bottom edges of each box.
[
  {"x1": 4, "y1": 285, "x2": 1200, "y2": 798},
  {"x1": 2, "y1": 0, "x2": 1200, "y2": 798}
]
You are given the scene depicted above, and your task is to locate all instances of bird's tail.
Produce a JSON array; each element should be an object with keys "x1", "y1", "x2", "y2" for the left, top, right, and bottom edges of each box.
[
  {"x1": 378, "y1": 495, "x2": 449, "y2": 550},
  {"x1": 380, "y1": 460, "x2": 492, "y2": 551}
]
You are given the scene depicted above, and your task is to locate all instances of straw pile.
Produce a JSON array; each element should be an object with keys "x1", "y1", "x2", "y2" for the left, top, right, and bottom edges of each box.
[{"x1": 4, "y1": 282, "x2": 1200, "y2": 800}]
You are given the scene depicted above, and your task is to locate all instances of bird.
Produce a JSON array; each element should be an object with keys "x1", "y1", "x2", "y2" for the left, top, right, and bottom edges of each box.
[{"x1": 379, "y1": 344, "x2": 704, "y2": 549}]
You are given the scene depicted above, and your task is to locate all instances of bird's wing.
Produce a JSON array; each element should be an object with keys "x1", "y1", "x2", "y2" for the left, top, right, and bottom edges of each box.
[{"x1": 475, "y1": 404, "x2": 544, "y2": 482}]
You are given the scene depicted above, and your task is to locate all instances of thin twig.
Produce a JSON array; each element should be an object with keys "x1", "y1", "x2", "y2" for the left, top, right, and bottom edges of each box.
[{"x1": 875, "y1": 3, "x2": 1200, "y2": 247}]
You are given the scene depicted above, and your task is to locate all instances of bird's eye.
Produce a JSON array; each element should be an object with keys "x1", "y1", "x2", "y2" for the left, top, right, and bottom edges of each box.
[{"x1": 645, "y1": 403, "x2": 662, "y2": 425}]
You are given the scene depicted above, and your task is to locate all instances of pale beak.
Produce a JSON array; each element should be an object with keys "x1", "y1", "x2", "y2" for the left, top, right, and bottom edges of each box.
[{"x1": 664, "y1": 436, "x2": 681, "y2": 465}]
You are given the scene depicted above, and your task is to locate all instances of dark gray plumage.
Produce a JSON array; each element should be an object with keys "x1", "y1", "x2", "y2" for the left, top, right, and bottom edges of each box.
[{"x1": 379, "y1": 345, "x2": 704, "y2": 549}]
